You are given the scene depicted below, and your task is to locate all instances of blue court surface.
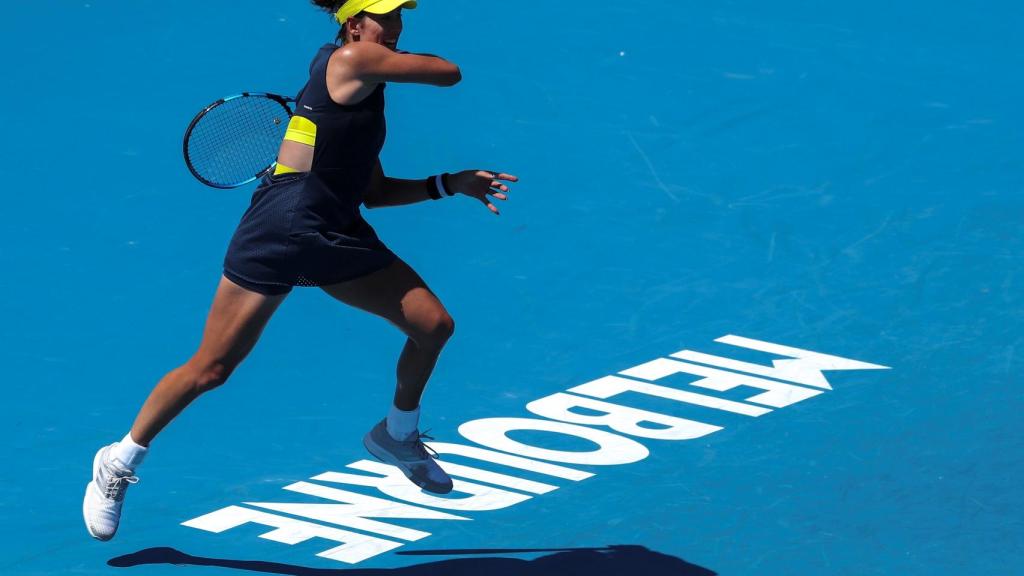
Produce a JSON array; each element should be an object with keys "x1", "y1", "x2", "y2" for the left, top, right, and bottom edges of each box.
[{"x1": 2, "y1": 1, "x2": 1021, "y2": 574}]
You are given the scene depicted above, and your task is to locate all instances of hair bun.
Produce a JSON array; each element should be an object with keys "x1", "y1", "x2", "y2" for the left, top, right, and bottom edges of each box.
[{"x1": 310, "y1": 0, "x2": 341, "y2": 14}]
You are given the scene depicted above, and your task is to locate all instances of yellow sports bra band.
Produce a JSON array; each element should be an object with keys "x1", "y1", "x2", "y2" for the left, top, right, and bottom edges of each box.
[
  {"x1": 283, "y1": 115, "x2": 317, "y2": 146},
  {"x1": 273, "y1": 163, "x2": 300, "y2": 176}
]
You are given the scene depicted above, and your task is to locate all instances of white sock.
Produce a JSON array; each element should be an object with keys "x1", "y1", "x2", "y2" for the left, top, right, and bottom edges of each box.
[
  {"x1": 386, "y1": 405, "x2": 420, "y2": 441},
  {"x1": 109, "y1": 431, "x2": 148, "y2": 470}
]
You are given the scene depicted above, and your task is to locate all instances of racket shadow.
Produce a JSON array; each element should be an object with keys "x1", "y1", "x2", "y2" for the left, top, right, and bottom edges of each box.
[{"x1": 107, "y1": 544, "x2": 716, "y2": 576}]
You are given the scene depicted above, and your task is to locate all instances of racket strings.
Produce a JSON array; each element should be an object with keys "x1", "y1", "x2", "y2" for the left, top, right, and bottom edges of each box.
[{"x1": 186, "y1": 96, "x2": 290, "y2": 187}]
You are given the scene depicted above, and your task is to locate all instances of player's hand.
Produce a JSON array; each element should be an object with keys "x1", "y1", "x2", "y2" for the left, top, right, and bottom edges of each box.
[{"x1": 449, "y1": 170, "x2": 519, "y2": 215}]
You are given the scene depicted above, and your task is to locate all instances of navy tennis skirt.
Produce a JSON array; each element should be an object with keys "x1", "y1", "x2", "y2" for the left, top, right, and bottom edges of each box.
[{"x1": 223, "y1": 171, "x2": 396, "y2": 295}]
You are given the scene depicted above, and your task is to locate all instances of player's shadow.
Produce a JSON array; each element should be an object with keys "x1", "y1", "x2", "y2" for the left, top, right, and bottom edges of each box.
[{"x1": 108, "y1": 545, "x2": 716, "y2": 575}]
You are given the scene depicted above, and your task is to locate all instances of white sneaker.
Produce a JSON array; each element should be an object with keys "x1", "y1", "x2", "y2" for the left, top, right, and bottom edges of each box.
[{"x1": 83, "y1": 444, "x2": 139, "y2": 541}]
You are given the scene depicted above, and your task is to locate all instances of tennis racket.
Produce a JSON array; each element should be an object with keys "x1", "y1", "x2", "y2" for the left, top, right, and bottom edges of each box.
[{"x1": 182, "y1": 92, "x2": 294, "y2": 189}]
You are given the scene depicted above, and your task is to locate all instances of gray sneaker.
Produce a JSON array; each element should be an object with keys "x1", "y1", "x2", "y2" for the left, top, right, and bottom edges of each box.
[
  {"x1": 363, "y1": 419, "x2": 453, "y2": 494},
  {"x1": 83, "y1": 444, "x2": 139, "y2": 541}
]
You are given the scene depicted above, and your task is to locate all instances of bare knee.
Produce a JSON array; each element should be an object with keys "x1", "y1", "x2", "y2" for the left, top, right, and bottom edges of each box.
[
  {"x1": 437, "y1": 311, "x2": 455, "y2": 343},
  {"x1": 183, "y1": 358, "x2": 235, "y2": 395},
  {"x1": 410, "y1": 308, "x2": 455, "y2": 350}
]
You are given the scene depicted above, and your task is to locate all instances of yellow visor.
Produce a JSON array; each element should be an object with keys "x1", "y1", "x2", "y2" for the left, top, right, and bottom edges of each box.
[{"x1": 336, "y1": 0, "x2": 418, "y2": 25}]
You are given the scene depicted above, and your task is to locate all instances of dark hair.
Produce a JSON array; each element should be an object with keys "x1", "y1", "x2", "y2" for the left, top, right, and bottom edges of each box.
[
  {"x1": 310, "y1": 0, "x2": 363, "y2": 42},
  {"x1": 309, "y1": 0, "x2": 340, "y2": 13}
]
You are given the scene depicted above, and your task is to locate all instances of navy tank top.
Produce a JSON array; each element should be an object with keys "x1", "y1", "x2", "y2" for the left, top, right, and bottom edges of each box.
[{"x1": 285, "y1": 43, "x2": 387, "y2": 204}]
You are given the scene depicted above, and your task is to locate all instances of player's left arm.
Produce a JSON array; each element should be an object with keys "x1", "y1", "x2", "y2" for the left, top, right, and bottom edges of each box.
[
  {"x1": 364, "y1": 159, "x2": 518, "y2": 215},
  {"x1": 362, "y1": 160, "x2": 432, "y2": 207}
]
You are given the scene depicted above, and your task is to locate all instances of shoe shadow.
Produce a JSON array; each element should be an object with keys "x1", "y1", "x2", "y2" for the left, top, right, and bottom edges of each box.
[{"x1": 108, "y1": 545, "x2": 716, "y2": 575}]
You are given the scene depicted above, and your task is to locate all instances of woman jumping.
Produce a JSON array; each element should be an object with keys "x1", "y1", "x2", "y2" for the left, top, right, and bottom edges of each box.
[{"x1": 83, "y1": 0, "x2": 517, "y2": 541}]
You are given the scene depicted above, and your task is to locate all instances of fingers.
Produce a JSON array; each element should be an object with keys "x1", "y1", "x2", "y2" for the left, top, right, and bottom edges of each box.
[
  {"x1": 480, "y1": 171, "x2": 519, "y2": 183},
  {"x1": 464, "y1": 170, "x2": 516, "y2": 215},
  {"x1": 485, "y1": 172, "x2": 515, "y2": 195},
  {"x1": 480, "y1": 198, "x2": 500, "y2": 215},
  {"x1": 490, "y1": 171, "x2": 519, "y2": 182}
]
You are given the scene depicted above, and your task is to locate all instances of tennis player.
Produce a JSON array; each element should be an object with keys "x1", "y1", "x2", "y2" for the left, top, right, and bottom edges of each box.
[{"x1": 84, "y1": 0, "x2": 517, "y2": 541}]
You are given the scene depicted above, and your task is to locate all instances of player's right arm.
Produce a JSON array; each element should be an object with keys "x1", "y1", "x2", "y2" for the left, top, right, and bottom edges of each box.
[{"x1": 335, "y1": 41, "x2": 462, "y2": 87}]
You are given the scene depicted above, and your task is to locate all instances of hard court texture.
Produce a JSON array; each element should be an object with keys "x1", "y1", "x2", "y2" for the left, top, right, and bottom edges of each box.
[{"x1": 0, "y1": 1, "x2": 1020, "y2": 574}]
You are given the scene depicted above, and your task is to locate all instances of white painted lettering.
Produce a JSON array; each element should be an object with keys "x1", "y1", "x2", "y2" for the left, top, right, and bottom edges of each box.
[
  {"x1": 692, "y1": 334, "x2": 892, "y2": 390},
  {"x1": 568, "y1": 375, "x2": 771, "y2": 417},
  {"x1": 247, "y1": 481, "x2": 468, "y2": 541},
  {"x1": 435, "y1": 461, "x2": 559, "y2": 494},
  {"x1": 458, "y1": 417, "x2": 649, "y2": 465},
  {"x1": 181, "y1": 505, "x2": 401, "y2": 564},
  {"x1": 526, "y1": 392, "x2": 721, "y2": 440},
  {"x1": 312, "y1": 460, "x2": 532, "y2": 512},
  {"x1": 428, "y1": 442, "x2": 593, "y2": 481},
  {"x1": 620, "y1": 358, "x2": 823, "y2": 408},
  {"x1": 182, "y1": 335, "x2": 891, "y2": 566}
]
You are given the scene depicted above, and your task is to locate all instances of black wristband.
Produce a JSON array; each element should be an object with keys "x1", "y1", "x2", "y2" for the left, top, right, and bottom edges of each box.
[
  {"x1": 441, "y1": 172, "x2": 455, "y2": 196},
  {"x1": 425, "y1": 175, "x2": 442, "y2": 200}
]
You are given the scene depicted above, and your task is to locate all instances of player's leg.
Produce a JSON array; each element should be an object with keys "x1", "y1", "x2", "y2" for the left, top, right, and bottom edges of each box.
[
  {"x1": 322, "y1": 258, "x2": 454, "y2": 412},
  {"x1": 320, "y1": 258, "x2": 455, "y2": 493},
  {"x1": 84, "y1": 275, "x2": 288, "y2": 541},
  {"x1": 130, "y1": 276, "x2": 289, "y2": 444}
]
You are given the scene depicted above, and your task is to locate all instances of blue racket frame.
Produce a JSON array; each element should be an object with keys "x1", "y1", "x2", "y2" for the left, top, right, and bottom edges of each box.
[{"x1": 182, "y1": 92, "x2": 295, "y2": 189}]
